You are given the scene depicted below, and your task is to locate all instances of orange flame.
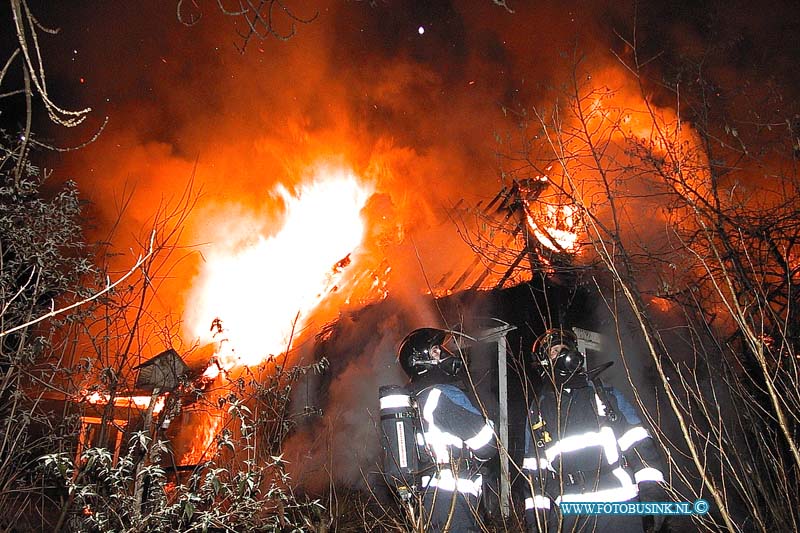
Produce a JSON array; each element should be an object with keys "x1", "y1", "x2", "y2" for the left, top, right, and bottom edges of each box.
[
  {"x1": 184, "y1": 166, "x2": 374, "y2": 370},
  {"x1": 529, "y1": 204, "x2": 579, "y2": 252},
  {"x1": 84, "y1": 391, "x2": 165, "y2": 414},
  {"x1": 178, "y1": 412, "x2": 223, "y2": 465}
]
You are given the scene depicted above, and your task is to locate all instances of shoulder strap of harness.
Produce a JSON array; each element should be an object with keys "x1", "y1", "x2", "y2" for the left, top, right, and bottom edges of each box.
[
  {"x1": 529, "y1": 392, "x2": 552, "y2": 448},
  {"x1": 586, "y1": 362, "x2": 619, "y2": 423},
  {"x1": 405, "y1": 387, "x2": 438, "y2": 479}
]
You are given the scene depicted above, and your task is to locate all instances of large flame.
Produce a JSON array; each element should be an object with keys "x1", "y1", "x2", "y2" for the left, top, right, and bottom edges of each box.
[
  {"x1": 528, "y1": 203, "x2": 579, "y2": 252},
  {"x1": 516, "y1": 176, "x2": 581, "y2": 254},
  {"x1": 185, "y1": 166, "x2": 373, "y2": 371},
  {"x1": 177, "y1": 410, "x2": 223, "y2": 465}
]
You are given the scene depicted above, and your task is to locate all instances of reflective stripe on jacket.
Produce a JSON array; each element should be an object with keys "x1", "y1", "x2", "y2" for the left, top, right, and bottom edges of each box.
[
  {"x1": 523, "y1": 383, "x2": 664, "y2": 507},
  {"x1": 415, "y1": 384, "x2": 497, "y2": 495}
]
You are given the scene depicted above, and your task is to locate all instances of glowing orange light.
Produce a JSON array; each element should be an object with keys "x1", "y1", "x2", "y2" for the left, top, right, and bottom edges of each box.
[
  {"x1": 184, "y1": 166, "x2": 373, "y2": 370},
  {"x1": 528, "y1": 204, "x2": 579, "y2": 252},
  {"x1": 84, "y1": 391, "x2": 165, "y2": 414},
  {"x1": 651, "y1": 297, "x2": 673, "y2": 313},
  {"x1": 202, "y1": 361, "x2": 221, "y2": 380},
  {"x1": 179, "y1": 412, "x2": 223, "y2": 465}
]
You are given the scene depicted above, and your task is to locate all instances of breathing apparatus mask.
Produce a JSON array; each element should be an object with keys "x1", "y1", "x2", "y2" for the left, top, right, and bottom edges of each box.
[
  {"x1": 533, "y1": 328, "x2": 585, "y2": 383},
  {"x1": 398, "y1": 328, "x2": 468, "y2": 380}
]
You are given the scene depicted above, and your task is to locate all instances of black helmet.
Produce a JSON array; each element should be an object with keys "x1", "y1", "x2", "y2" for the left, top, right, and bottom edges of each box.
[
  {"x1": 533, "y1": 328, "x2": 584, "y2": 380},
  {"x1": 398, "y1": 328, "x2": 462, "y2": 380}
]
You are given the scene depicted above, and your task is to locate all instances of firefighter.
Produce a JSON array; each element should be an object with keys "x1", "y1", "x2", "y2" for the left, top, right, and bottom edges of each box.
[
  {"x1": 523, "y1": 328, "x2": 668, "y2": 533},
  {"x1": 397, "y1": 328, "x2": 498, "y2": 532}
]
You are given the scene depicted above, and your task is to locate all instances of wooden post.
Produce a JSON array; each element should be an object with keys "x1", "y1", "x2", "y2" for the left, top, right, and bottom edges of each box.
[
  {"x1": 133, "y1": 387, "x2": 161, "y2": 516},
  {"x1": 476, "y1": 324, "x2": 516, "y2": 518}
]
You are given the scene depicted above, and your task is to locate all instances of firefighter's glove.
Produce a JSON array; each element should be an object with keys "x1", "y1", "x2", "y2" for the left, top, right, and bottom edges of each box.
[{"x1": 639, "y1": 482, "x2": 669, "y2": 532}]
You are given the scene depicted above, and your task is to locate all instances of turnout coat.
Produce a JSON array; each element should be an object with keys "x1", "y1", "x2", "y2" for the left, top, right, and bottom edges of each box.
[
  {"x1": 412, "y1": 377, "x2": 497, "y2": 532},
  {"x1": 523, "y1": 377, "x2": 665, "y2": 532}
]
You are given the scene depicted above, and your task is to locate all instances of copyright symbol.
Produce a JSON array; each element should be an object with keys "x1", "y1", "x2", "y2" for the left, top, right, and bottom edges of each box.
[{"x1": 693, "y1": 499, "x2": 709, "y2": 514}]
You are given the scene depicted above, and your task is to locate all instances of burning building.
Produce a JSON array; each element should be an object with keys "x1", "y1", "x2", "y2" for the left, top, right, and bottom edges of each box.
[
  {"x1": 47, "y1": 166, "x2": 602, "y2": 524},
  {"x1": 5, "y1": 0, "x2": 798, "y2": 530}
]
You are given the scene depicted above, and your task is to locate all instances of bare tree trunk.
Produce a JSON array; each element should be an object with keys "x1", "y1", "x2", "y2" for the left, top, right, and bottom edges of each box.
[{"x1": 133, "y1": 387, "x2": 161, "y2": 519}]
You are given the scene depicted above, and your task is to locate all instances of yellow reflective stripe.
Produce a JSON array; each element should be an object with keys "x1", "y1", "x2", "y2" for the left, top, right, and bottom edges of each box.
[
  {"x1": 422, "y1": 388, "x2": 441, "y2": 420},
  {"x1": 421, "y1": 388, "x2": 474, "y2": 462},
  {"x1": 464, "y1": 422, "x2": 494, "y2": 450},
  {"x1": 545, "y1": 426, "x2": 619, "y2": 465},
  {"x1": 379, "y1": 394, "x2": 410, "y2": 410},
  {"x1": 422, "y1": 470, "x2": 483, "y2": 497},
  {"x1": 525, "y1": 495, "x2": 551, "y2": 510},
  {"x1": 557, "y1": 483, "x2": 639, "y2": 503},
  {"x1": 611, "y1": 466, "x2": 635, "y2": 487},
  {"x1": 634, "y1": 467, "x2": 665, "y2": 483},
  {"x1": 522, "y1": 457, "x2": 550, "y2": 471},
  {"x1": 618, "y1": 426, "x2": 650, "y2": 451}
]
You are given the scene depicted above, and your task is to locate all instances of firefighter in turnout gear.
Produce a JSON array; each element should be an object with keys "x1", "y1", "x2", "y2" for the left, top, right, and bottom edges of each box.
[
  {"x1": 523, "y1": 329, "x2": 668, "y2": 533},
  {"x1": 396, "y1": 328, "x2": 498, "y2": 532}
]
